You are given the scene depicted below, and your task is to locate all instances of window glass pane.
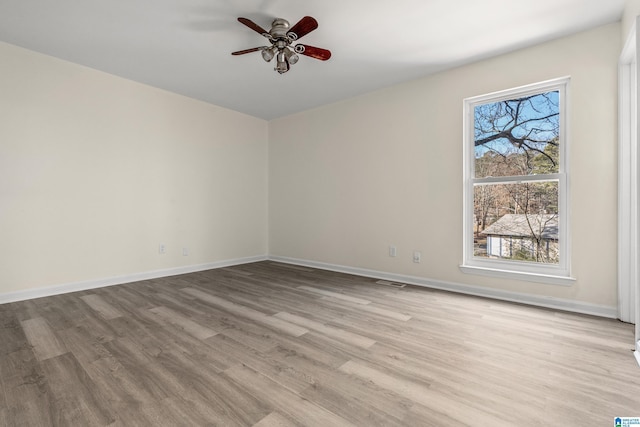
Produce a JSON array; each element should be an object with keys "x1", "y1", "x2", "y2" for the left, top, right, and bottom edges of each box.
[
  {"x1": 473, "y1": 181, "x2": 559, "y2": 264},
  {"x1": 474, "y1": 91, "x2": 559, "y2": 178}
]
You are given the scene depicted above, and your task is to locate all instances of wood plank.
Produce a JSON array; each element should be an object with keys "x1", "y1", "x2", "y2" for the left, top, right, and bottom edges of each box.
[
  {"x1": 265, "y1": 344, "x2": 412, "y2": 425},
  {"x1": 41, "y1": 352, "x2": 115, "y2": 425},
  {"x1": 101, "y1": 336, "x2": 183, "y2": 401},
  {"x1": 297, "y1": 285, "x2": 371, "y2": 304},
  {"x1": 20, "y1": 317, "x2": 67, "y2": 361},
  {"x1": 0, "y1": 308, "x2": 30, "y2": 355},
  {"x1": 219, "y1": 319, "x2": 283, "y2": 353},
  {"x1": 181, "y1": 287, "x2": 310, "y2": 337},
  {"x1": 208, "y1": 333, "x2": 318, "y2": 394},
  {"x1": 274, "y1": 311, "x2": 376, "y2": 349},
  {"x1": 149, "y1": 305, "x2": 218, "y2": 340},
  {"x1": 158, "y1": 394, "x2": 265, "y2": 427},
  {"x1": 80, "y1": 294, "x2": 123, "y2": 320},
  {"x1": 320, "y1": 296, "x2": 412, "y2": 321},
  {"x1": 57, "y1": 325, "x2": 113, "y2": 365},
  {"x1": 253, "y1": 412, "x2": 300, "y2": 427},
  {"x1": 0, "y1": 347, "x2": 55, "y2": 426},
  {"x1": 224, "y1": 364, "x2": 355, "y2": 427},
  {"x1": 339, "y1": 359, "x2": 523, "y2": 426}
]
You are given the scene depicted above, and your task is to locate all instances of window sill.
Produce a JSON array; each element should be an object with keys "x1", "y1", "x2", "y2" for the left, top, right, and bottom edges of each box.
[{"x1": 459, "y1": 264, "x2": 576, "y2": 286}]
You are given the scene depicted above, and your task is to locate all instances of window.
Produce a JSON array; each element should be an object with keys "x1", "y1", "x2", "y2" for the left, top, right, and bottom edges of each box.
[{"x1": 461, "y1": 78, "x2": 573, "y2": 285}]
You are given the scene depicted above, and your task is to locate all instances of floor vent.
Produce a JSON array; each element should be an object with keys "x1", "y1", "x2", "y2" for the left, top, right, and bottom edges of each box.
[{"x1": 375, "y1": 280, "x2": 406, "y2": 288}]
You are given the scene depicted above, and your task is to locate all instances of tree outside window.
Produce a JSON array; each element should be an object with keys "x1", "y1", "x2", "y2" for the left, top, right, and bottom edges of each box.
[{"x1": 463, "y1": 78, "x2": 569, "y2": 280}]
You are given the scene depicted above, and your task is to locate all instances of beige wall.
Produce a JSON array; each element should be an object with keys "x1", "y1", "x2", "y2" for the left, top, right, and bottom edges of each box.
[
  {"x1": 623, "y1": 0, "x2": 640, "y2": 40},
  {"x1": 269, "y1": 22, "x2": 621, "y2": 307},
  {"x1": 0, "y1": 21, "x2": 624, "y2": 309},
  {"x1": 0, "y1": 41, "x2": 268, "y2": 294}
]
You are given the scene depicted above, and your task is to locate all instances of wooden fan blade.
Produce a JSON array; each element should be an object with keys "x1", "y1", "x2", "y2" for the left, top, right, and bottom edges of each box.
[
  {"x1": 287, "y1": 16, "x2": 318, "y2": 40},
  {"x1": 231, "y1": 47, "x2": 262, "y2": 56},
  {"x1": 237, "y1": 17, "x2": 269, "y2": 36},
  {"x1": 297, "y1": 44, "x2": 331, "y2": 61}
]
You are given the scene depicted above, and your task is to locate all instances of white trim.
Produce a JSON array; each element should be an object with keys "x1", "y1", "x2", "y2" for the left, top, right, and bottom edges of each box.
[
  {"x1": 0, "y1": 253, "x2": 616, "y2": 319},
  {"x1": 635, "y1": 350, "x2": 640, "y2": 368},
  {"x1": 459, "y1": 264, "x2": 575, "y2": 286},
  {"x1": 618, "y1": 19, "x2": 638, "y2": 325},
  {"x1": 269, "y1": 255, "x2": 615, "y2": 318},
  {"x1": 466, "y1": 77, "x2": 572, "y2": 105},
  {"x1": 0, "y1": 255, "x2": 267, "y2": 304},
  {"x1": 462, "y1": 77, "x2": 572, "y2": 282},
  {"x1": 473, "y1": 174, "x2": 559, "y2": 185}
]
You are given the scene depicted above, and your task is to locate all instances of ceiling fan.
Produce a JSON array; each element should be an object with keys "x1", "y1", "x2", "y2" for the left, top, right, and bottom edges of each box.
[{"x1": 231, "y1": 16, "x2": 331, "y2": 74}]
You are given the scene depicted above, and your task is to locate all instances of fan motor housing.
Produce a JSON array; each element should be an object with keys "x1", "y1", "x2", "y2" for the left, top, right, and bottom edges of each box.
[{"x1": 270, "y1": 19, "x2": 290, "y2": 39}]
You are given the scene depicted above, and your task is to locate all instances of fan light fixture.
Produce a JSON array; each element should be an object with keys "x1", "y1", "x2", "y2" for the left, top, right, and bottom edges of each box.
[
  {"x1": 265, "y1": 47, "x2": 299, "y2": 74},
  {"x1": 231, "y1": 16, "x2": 331, "y2": 74},
  {"x1": 261, "y1": 46, "x2": 276, "y2": 62},
  {"x1": 275, "y1": 50, "x2": 289, "y2": 74},
  {"x1": 284, "y1": 47, "x2": 299, "y2": 65}
]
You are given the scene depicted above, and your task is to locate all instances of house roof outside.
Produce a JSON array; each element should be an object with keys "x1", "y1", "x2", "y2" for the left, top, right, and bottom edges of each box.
[{"x1": 481, "y1": 214, "x2": 558, "y2": 240}]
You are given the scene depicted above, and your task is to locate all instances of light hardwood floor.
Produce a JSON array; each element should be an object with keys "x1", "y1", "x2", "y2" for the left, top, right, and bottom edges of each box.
[{"x1": 1, "y1": 261, "x2": 639, "y2": 426}]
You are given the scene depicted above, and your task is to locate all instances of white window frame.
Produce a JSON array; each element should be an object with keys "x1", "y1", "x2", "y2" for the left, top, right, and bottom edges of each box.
[{"x1": 460, "y1": 77, "x2": 575, "y2": 286}]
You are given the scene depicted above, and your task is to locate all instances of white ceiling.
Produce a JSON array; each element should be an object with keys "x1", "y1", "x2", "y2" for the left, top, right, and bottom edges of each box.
[{"x1": 0, "y1": 0, "x2": 625, "y2": 120}]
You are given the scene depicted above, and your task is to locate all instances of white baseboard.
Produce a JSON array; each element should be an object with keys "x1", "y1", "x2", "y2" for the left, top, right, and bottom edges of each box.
[
  {"x1": 268, "y1": 255, "x2": 618, "y2": 319},
  {"x1": 635, "y1": 350, "x2": 640, "y2": 368},
  {"x1": 0, "y1": 255, "x2": 268, "y2": 304},
  {"x1": 1, "y1": 254, "x2": 618, "y2": 320}
]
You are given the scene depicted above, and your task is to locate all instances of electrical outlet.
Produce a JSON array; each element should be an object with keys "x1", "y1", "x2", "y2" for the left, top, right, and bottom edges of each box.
[
  {"x1": 159, "y1": 244, "x2": 166, "y2": 254},
  {"x1": 413, "y1": 251, "x2": 421, "y2": 263},
  {"x1": 182, "y1": 247, "x2": 189, "y2": 256},
  {"x1": 389, "y1": 245, "x2": 397, "y2": 257}
]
